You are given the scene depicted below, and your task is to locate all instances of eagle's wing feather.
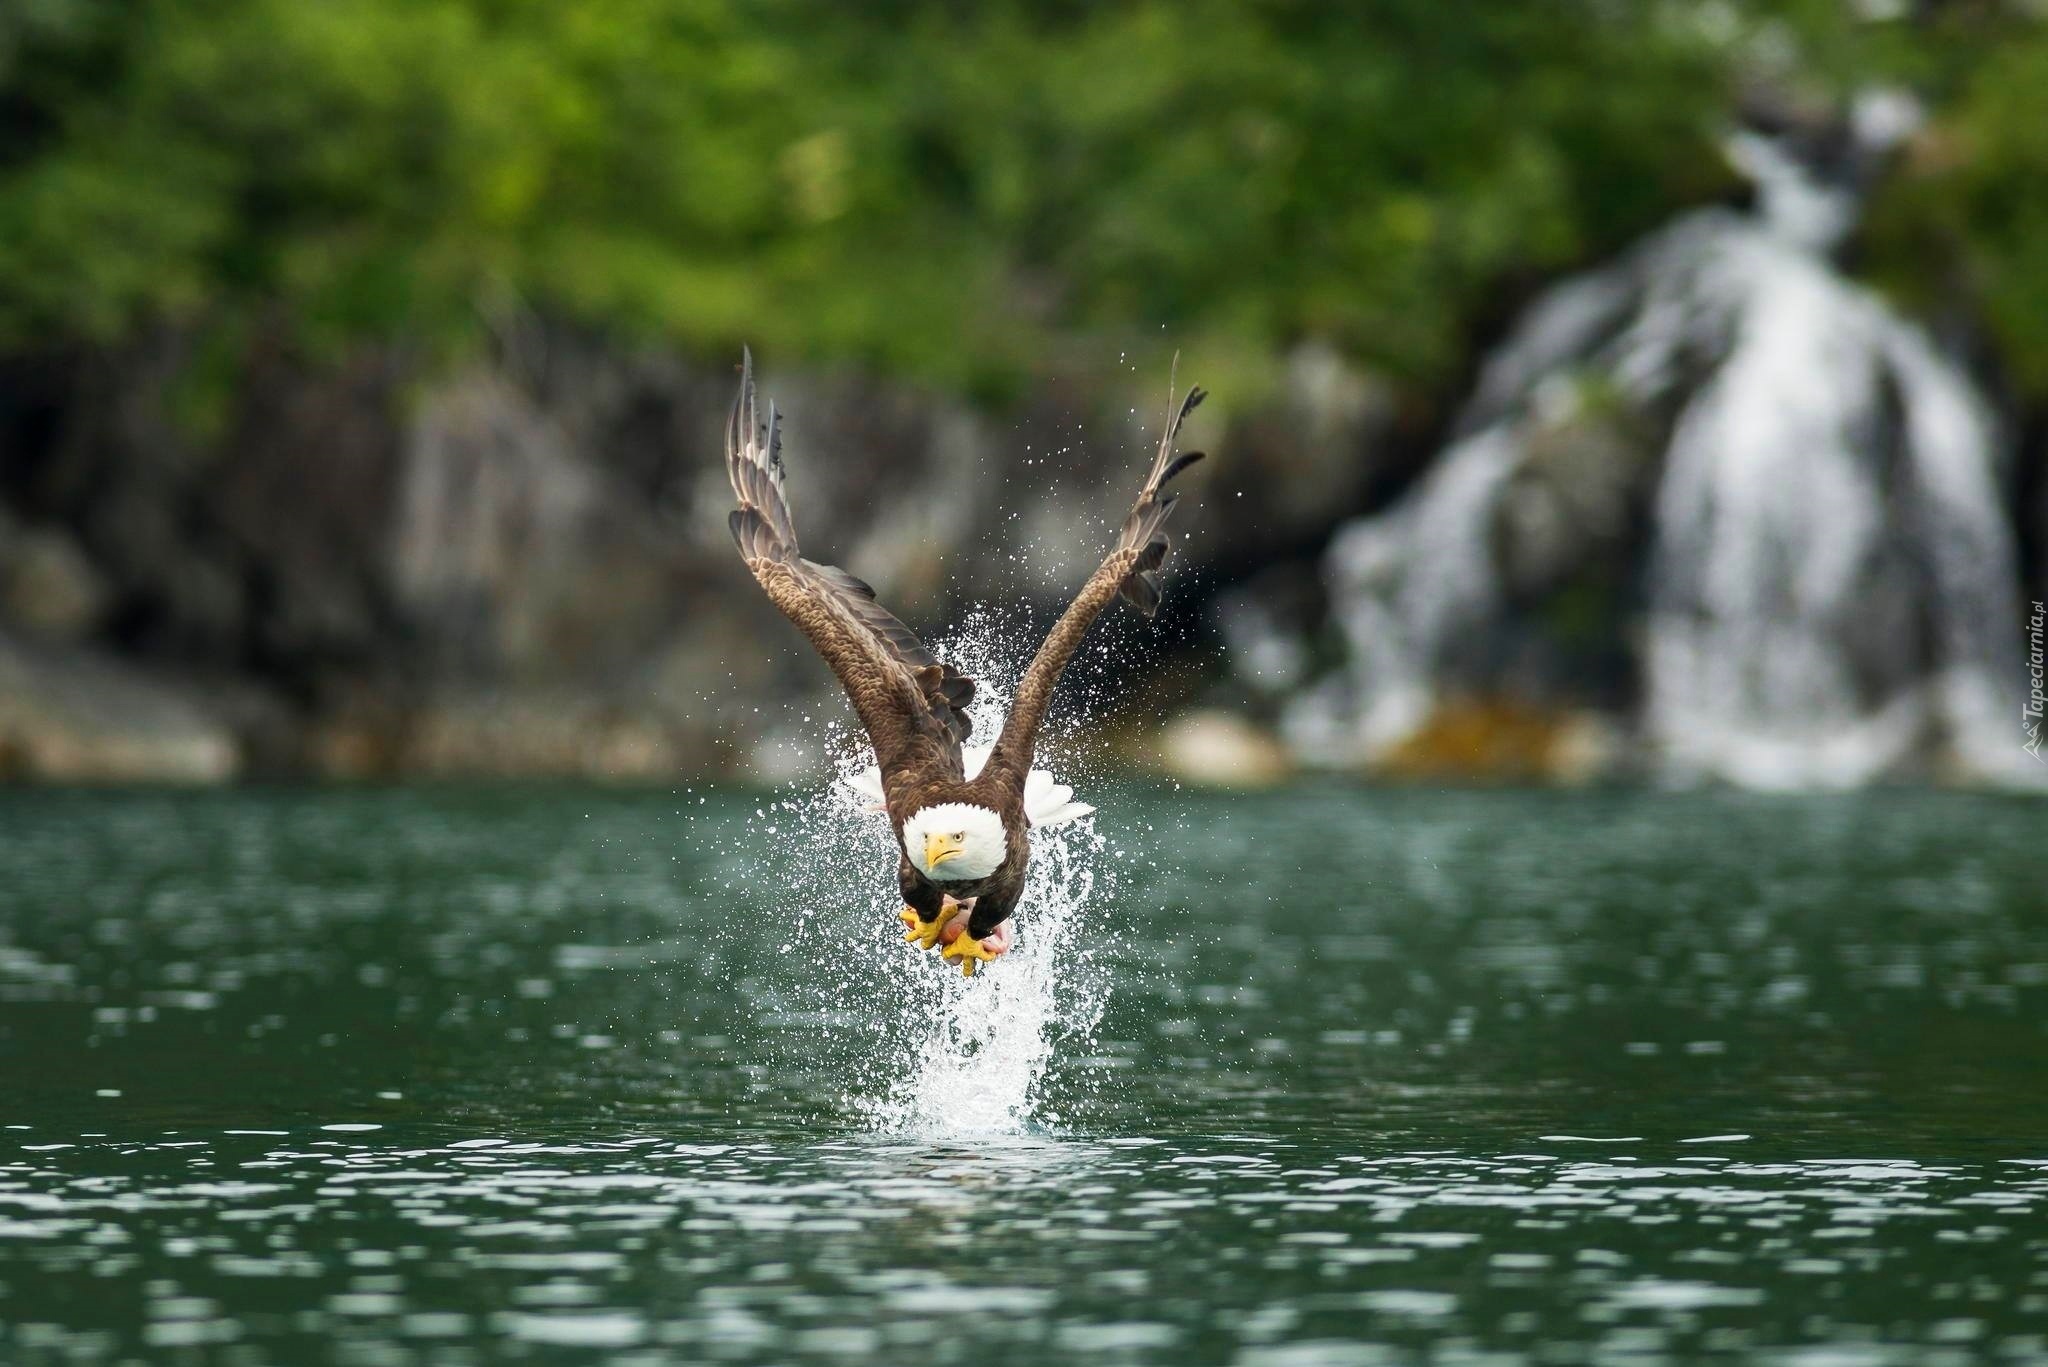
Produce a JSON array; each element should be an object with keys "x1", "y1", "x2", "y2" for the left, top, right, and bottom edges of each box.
[
  {"x1": 986, "y1": 371, "x2": 1206, "y2": 783},
  {"x1": 726, "y1": 350, "x2": 974, "y2": 774}
]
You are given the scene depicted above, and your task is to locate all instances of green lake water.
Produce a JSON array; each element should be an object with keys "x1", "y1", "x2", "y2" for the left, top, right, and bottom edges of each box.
[{"x1": 1, "y1": 783, "x2": 2045, "y2": 1364}]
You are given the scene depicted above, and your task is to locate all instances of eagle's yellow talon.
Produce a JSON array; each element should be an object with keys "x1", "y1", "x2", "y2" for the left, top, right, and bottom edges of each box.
[
  {"x1": 899, "y1": 906, "x2": 947, "y2": 951},
  {"x1": 941, "y1": 933, "x2": 999, "y2": 976},
  {"x1": 902, "y1": 897, "x2": 972, "y2": 954}
]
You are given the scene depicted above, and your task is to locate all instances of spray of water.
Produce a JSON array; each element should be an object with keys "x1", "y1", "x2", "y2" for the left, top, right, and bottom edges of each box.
[{"x1": 733, "y1": 604, "x2": 1118, "y2": 1139}]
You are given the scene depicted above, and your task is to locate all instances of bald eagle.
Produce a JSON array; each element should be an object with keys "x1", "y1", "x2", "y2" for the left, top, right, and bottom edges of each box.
[{"x1": 725, "y1": 351, "x2": 1205, "y2": 975}]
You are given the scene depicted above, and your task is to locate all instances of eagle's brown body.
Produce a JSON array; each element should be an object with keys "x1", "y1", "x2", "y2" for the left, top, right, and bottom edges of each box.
[
  {"x1": 880, "y1": 761, "x2": 1027, "y2": 936},
  {"x1": 725, "y1": 351, "x2": 1205, "y2": 948}
]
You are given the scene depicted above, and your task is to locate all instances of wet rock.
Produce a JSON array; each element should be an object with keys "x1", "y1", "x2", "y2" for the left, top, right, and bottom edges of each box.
[
  {"x1": 0, "y1": 633, "x2": 238, "y2": 783},
  {"x1": 397, "y1": 694, "x2": 688, "y2": 782},
  {"x1": 388, "y1": 371, "x2": 688, "y2": 684},
  {"x1": 1375, "y1": 699, "x2": 1624, "y2": 785},
  {"x1": 1210, "y1": 342, "x2": 1399, "y2": 563},
  {"x1": 1157, "y1": 709, "x2": 1293, "y2": 788},
  {"x1": 0, "y1": 512, "x2": 109, "y2": 639}
]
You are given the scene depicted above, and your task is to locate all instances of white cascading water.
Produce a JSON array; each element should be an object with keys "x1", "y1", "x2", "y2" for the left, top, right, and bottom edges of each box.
[
  {"x1": 737, "y1": 606, "x2": 1116, "y2": 1137},
  {"x1": 1286, "y1": 94, "x2": 2042, "y2": 789}
]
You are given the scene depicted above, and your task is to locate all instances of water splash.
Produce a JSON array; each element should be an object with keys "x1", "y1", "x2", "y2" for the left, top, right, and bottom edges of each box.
[
  {"x1": 865, "y1": 816, "x2": 1109, "y2": 1136},
  {"x1": 735, "y1": 604, "x2": 1117, "y2": 1138}
]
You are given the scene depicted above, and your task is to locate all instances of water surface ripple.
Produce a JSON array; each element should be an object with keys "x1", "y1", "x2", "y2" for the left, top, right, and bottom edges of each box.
[{"x1": 1, "y1": 785, "x2": 2043, "y2": 1364}]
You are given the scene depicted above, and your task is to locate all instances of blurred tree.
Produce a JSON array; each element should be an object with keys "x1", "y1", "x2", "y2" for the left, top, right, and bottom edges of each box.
[
  {"x1": 1, "y1": 0, "x2": 2043, "y2": 401},
  {"x1": 1866, "y1": 22, "x2": 2048, "y2": 401},
  {"x1": 0, "y1": 0, "x2": 1746, "y2": 396}
]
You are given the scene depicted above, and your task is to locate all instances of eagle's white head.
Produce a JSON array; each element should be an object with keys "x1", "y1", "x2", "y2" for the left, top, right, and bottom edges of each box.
[{"x1": 902, "y1": 803, "x2": 1006, "y2": 881}]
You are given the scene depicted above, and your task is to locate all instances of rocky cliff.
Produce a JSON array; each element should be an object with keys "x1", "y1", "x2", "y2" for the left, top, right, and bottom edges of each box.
[{"x1": 0, "y1": 332, "x2": 1391, "y2": 782}]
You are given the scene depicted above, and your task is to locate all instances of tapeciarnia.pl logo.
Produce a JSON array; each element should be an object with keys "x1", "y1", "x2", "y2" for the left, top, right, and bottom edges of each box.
[{"x1": 2027, "y1": 600, "x2": 2045, "y2": 762}]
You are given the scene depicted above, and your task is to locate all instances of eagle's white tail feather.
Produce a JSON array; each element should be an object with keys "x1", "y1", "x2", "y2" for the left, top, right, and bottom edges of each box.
[
  {"x1": 1030, "y1": 800, "x2": 1096, "y2": 828},
  {"x1": 841, "y1": 755, "x2": 1092, "y2": 829}
]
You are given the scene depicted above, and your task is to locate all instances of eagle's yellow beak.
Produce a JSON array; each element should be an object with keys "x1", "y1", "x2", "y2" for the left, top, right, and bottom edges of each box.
[{"x1": 925, "y1": 831, "x2": 964, "y2": 870}]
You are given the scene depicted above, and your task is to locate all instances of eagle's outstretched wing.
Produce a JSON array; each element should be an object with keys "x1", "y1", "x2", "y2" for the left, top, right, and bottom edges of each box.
[
  {"x1": 985, "y1": 373, "x2": 1206, "y2": 783},
  {"x1": 725, "y1": 350, "x2": 975, "y2": 774}
]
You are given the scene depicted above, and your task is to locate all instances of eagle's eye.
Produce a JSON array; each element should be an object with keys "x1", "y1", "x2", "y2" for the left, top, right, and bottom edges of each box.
[{"x1": 952, "y1": 831, "x2": 965, "y2": 840}]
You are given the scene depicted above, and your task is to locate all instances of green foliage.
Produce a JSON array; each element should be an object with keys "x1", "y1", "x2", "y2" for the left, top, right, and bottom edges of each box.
[
  {"x1": 0, "y1": 0, "x2": 1749, "y2": 392},
  {"x1": 1865, "y1": 26, "x2": 2048, "y2": 400},
  {"x1": 8, "y1": 1, "x2": 2039, "y2": 398}
]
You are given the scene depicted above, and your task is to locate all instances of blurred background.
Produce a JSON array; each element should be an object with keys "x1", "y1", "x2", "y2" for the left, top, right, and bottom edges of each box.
[{"x1": 1, "y1": 0, "x2": 2045, "y2": 790}]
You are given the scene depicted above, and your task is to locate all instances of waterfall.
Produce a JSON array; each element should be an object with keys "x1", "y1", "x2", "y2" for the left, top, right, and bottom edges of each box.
[{"x1": 1281, "y1": 96, "x2": 2042, "y2": 789}]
